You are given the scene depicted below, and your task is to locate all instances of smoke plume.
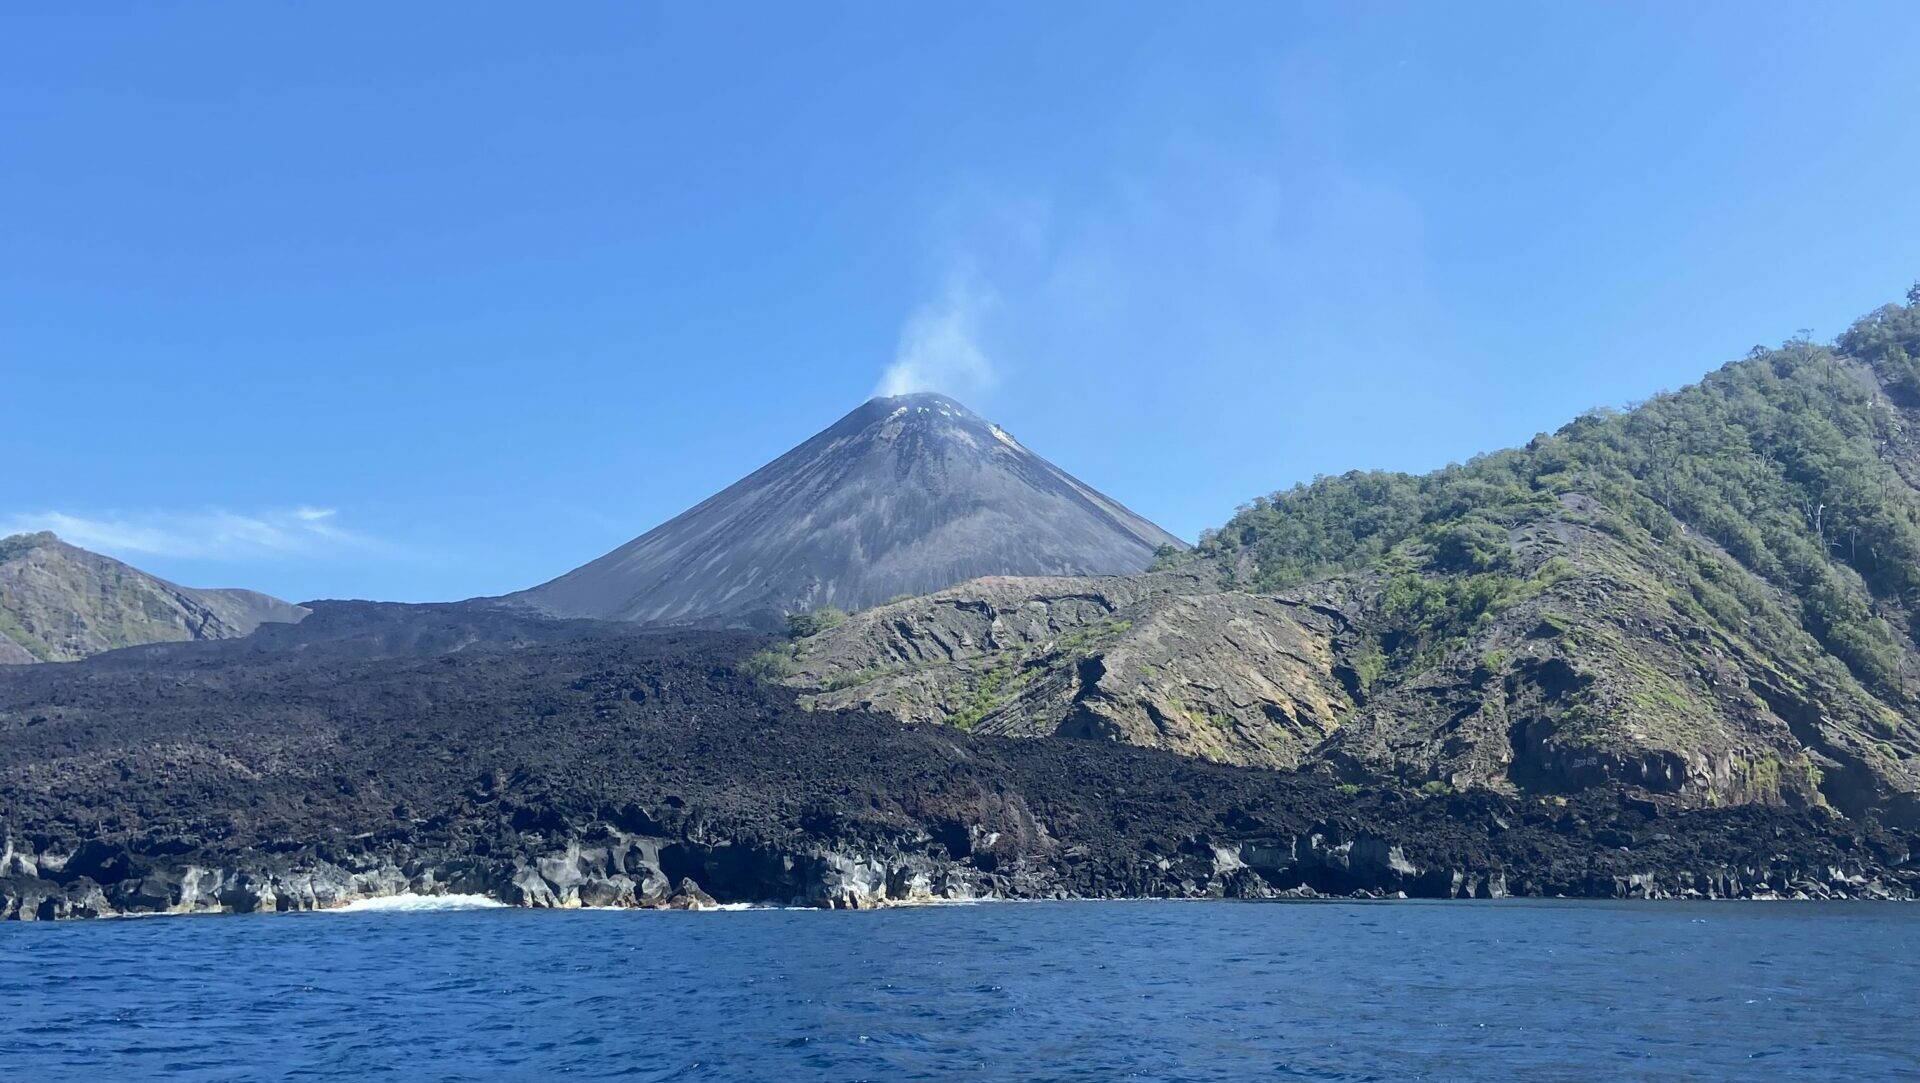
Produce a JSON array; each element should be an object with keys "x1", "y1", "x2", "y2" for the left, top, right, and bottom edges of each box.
[{"x1": 875, "y1": 279, "x2": 996, "y2": 400}]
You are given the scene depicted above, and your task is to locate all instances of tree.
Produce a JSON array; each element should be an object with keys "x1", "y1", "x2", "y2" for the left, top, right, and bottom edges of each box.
[
  {"x1": 785, "y1": 607, "x2": 847, "y2": 638},
  {"x1": 1429, "y1": 519, "x2": 1513, "y2": 574}
]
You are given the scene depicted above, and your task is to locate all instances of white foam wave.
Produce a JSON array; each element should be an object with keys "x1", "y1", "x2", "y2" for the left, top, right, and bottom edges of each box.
[{"x1": 328, "y1": 893, "x2": 507, "y2": 913}]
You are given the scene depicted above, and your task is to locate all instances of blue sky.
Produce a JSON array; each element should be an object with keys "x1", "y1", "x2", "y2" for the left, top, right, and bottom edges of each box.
[{"x1": 4, "y1": 3, "x2": 1919, "y2": 604}]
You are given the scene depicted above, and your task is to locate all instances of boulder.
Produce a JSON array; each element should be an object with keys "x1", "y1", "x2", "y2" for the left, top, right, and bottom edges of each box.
[{"x1": 666, "y1": 877, "x2": 718, "y2": 910}]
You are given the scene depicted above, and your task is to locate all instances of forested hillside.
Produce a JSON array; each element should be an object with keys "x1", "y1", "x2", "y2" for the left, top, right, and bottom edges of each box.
[
  {"x1": 788, "y1": 290, "x2": 1920, "y2": 828},
  {"x1": 1173, "y1": 289, "x2": 1920, "y2": 704}
]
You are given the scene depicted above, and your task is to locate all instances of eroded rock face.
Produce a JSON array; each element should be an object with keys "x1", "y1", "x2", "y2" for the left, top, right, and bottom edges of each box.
[
  {"x1": 0, "y1": 834, "x2": 982, "y2": 920},
  {"x1": 0, "y1": 532, "x2": 307, "y2": 663},
  {"x1": 788, "y1": 572, "x2": 1353, "y2": 769},
  {"x1": 6, "y1": 795, "x2": 1913, "y2": 920},
  {"x1": 1306, "y1": 510, "x2": 1920, "y2": 827},
  {"x1": 784, "y1": 493, "x2": 1920, "y2": 828}
]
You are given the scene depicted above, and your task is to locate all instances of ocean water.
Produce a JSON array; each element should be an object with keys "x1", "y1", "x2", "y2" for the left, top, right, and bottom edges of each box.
[{"x1": 1, "y1": 899, "x2": 1914, "y2": 1081}]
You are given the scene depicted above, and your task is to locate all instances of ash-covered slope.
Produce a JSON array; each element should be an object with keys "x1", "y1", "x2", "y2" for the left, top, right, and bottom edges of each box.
[
  {"x1": 0, "y1": 532, "x2": 307, "y2": 663},
  {"x1": 510, "y1": 393, "x2": 1185, "y2": 628}
]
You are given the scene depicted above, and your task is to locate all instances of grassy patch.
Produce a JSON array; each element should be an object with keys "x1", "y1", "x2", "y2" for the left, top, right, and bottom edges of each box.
[
  {"x1": 1353, "y1": 639, "x2": 1386, "y2": 692},
  {"x1": 0, "y1": 610, "x2": 52, "y2": 662},
  {"x1": 739, "y1": 643, "x2": 798, "y2": 681},
  {"x1": 951, "y1": 657, "x2": 1016, "y2": 730},
  {"x1": 819, "y1": 665, "x2": 900, "y2": 692},
  {"x1": 1055, "y1": 618, "x2": 1133, "y2": 656}
]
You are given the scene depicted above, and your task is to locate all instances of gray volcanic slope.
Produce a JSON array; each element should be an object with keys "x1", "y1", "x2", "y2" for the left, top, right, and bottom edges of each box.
[{"x1": 511, "y1": 393, "x2": 1186, "y2": 627}]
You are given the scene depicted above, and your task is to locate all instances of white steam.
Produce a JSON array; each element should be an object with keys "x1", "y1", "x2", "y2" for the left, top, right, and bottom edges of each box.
[{"x1": 875, "y1": 280, "x2": 996, "y2": 400}]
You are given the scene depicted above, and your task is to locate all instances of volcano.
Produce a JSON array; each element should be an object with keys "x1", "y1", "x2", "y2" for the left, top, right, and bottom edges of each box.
[{"x1": 510, "y1": 393, "x2": 1185, "y2": 628}]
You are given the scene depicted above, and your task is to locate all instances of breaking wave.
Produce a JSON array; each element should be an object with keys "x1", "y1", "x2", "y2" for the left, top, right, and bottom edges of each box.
[{"x1": 327, "y1": 893, "x2": 508, "y2": 913}]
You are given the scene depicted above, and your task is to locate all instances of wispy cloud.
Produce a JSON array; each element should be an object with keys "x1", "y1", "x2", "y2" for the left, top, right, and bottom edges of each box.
[
  {"x1": 0, "y1": 506, "x2": 381, "y2": 562},
  {"x1": 875, "y1": 275, "x2": 998, "y2": 401}
]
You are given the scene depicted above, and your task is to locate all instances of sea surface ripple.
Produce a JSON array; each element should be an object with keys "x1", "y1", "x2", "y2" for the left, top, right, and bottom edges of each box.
[{"x1": 2, "y1": 899, "x2": 1914, "y2": 1081}]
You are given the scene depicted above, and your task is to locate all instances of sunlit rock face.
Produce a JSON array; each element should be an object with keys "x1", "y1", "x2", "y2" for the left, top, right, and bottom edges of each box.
[{"x1": 0, "y1": 531, "x2": 306, "y2": 663}]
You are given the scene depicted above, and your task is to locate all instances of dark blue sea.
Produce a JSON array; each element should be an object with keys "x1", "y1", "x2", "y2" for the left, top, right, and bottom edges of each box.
[{"x1": 2, "y1": 898, "x2": 1914, "y2": 1081}]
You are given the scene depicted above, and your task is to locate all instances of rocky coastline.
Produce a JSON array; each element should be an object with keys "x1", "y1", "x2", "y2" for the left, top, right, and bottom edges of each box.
[
  {"x1": 3, "y1": 604, "x2": 1915, "y2": 921},
  {"x1": 5, "y1": 803, "x2": 1912, "y2": 921}
]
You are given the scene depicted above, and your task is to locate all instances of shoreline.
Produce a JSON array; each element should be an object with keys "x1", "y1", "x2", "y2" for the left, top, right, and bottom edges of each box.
[
  {"x1": 11, "y1": 890, "x2": 1913, "y2": 927},
  {"x1": 6, "y1": 833, "x2": 1911, "y2": 922}
]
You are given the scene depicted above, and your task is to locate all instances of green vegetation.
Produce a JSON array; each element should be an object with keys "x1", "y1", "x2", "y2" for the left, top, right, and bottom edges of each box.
[
  {"x1": 1744, "y1": 755, "x2": 1784, "y2": 799},
  {"x1": 1533, "y1": 613, "x2": 1573, "y2": 639},
  {"x1": 1159, "y1": 291, "x2": 1920, "y2": 703},
  {"x1": 1379, "y1": 571, "x2": 1523, "y2": 644},
  {"x1": 778, "y1": 292, "x2": 1920, "y2": 810},
  {"x1": 1056, "y1": 618, "x2": 1132, "y2": 655},
  {"x1": 0, "y1": 608, "x2": 52, "y2": 662},
  {"x1": 1801, "y1": 755, "x2": 1826, "y2": 792},
  {"x1": 1351, "y1": 638, "x2": 1387, "y2": 692},
  {"x1": 821, "y1": 665, "x2": 899, "y2": 692},
  {"x1": 0, "y1": 533, "x2": 303, "y2": 662},
  {"x1": 785, "y1": 607, "x2": 848, "y2": 639},
  {"x1": 952, "y1": 657, "x2": 1017, "y2": 730},
  {"x1": 742, "y1": 606, "x2": 854, "y2": 682},
  {"x1": 0, "y1": 532, "x2": 57, "y2": 562},
  {"x1": 739, "y1": 643, "x2": 798, "y2": 681}
]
